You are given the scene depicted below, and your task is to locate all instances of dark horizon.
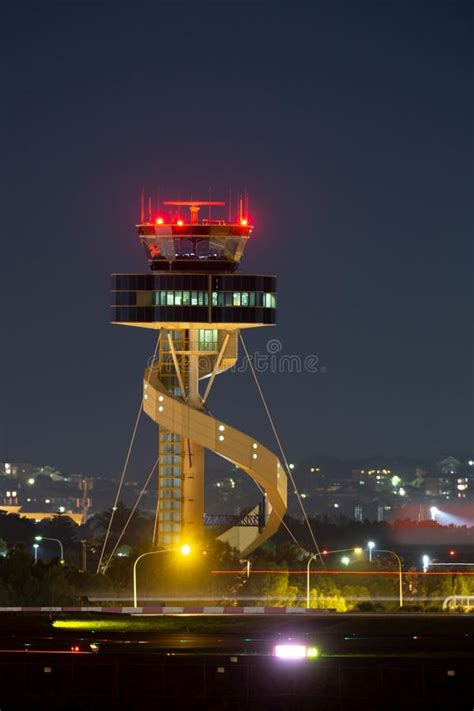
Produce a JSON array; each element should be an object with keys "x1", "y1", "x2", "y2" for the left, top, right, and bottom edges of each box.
[{"x1": 1, "y1": 2, "x2": 472, "y2": 480}]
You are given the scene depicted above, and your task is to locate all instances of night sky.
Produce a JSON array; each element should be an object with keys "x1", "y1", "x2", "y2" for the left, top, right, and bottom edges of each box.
[{"x1": 1, "y1": 2, "x2": 472, "y2": 481}]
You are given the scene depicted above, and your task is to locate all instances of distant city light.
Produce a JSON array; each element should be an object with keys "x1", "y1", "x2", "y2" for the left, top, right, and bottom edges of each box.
[
  {"x1": 430, "y1": 506, "x2": 438, "y2": 520},
  {"x1": 333, "y1": 503, "x2": 339, "y2": 508},
  {"x1": 391, "y1": 475, "x2": 401, "y2": 487},
  {"x1": 27, "y1": 478, "x2": 35, "y2": 485},
  {"x1": 177, "y1": 219, "x2": 184, "y2": 226},
  {"x1": 341, "y1": 556, "x2": 350, "y2": 566},
  {"x1": 289, "y1": 463, "x2": 295, "y2": 470},
  {"x1": 422, "y1": 554, "x2": 430, "y2": 572},
  {"x1": 156, "y1": 217, "x2": 164, "y2": 224},
  {"x1": 399, "y1": 487, "x2": 406, "y2": 496},
  {"x1": 353, "y1": 547, "x2": 363, "y2": 554}
]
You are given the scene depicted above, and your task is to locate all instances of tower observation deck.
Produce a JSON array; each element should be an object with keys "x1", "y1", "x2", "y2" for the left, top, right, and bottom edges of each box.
[{"x1": 111, "y1": 198, "x2": 287, "y2": 555}]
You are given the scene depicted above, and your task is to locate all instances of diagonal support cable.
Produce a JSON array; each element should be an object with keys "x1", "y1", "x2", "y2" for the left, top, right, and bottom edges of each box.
[
  {"x1": 252, "y1": 480, "x2": 304, "y2": 550},
  {"x1": 239, "y1": 332, "x2": 324, "y2": 563},
  {"x1": 96, "y1": 332, "x2": 161, "y2": 573},
  {"x1": 102, "y1": 456, "x2": 159, "y2": 571}
]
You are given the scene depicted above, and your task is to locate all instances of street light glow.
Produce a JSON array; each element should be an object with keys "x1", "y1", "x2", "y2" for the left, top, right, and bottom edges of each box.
[
  {"x1": 367, "y1": 541, "x2": 375, "y2": 549},
  {"x1": 180, "y1": 544, "x2": 191, "y2": 556},
  {"x1": 341, "y1": 556, "x2": 350, "y2": 566},
  {"x1": 353, "y1": 547, "x2": 362, "y2": 554}
]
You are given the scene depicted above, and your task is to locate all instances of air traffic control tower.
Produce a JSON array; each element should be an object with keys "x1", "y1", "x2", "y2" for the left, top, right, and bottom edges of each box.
[{"x1": 111, "y1": 198, "x2": 287, "y2": 555}]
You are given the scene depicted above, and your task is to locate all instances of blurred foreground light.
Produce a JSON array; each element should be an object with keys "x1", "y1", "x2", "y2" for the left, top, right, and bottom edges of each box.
[
  {"x1": 274, "y1": 644, "x2": 306, "y2": 660},
  {"x1": 306, "y1": 646, "x2": 319, "y2": 658},
  {"x1": 341, "y1": 556, "x2": 350, "y2": 566},
  {"x1": 430, "y1": 506, "x2": 438, "y2": 520},
  {"x1": 180, "y1": 544, "x2": 191, "y2": 556}
]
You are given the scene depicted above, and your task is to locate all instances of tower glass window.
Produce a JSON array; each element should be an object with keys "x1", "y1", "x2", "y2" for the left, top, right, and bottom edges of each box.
[{"x1": 198, "y1": 329, "x2": 218, "y2": 351}]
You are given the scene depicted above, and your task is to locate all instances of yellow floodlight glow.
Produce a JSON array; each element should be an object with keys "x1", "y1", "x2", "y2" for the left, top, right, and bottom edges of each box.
[
  {"x1": 180, "y1": 544, "x2": 191, "y2": 556},
  {"x1": 353, "y1": 547, "x2": 362, "y2": 554}
]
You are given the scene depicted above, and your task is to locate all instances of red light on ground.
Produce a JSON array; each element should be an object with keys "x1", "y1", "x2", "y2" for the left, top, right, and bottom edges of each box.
[
  {"x1": 449, "y1": 550, "x2": 456, "y2": 556},
  {"x1": 240, "y1": 218, "x2": 248, "y2": 226},
  {"x1": 70, "y1": 645, "x2": 80, "y2": 652},
  {"x1": 177, "y1": 219, "x2": 183, "y2": 226},
  {"x1": 156, "y1": 217, "x2": 164, "y2": 225}
]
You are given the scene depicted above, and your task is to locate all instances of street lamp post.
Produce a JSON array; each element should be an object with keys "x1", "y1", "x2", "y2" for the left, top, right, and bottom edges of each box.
[
  {"x1": 33, "y1": 543, "x2": 39, "y2": 563},
  {"x1": 306, "y1": 554, "x2": 317, "y2": 608},
  {"x1": 367, "y1": 541, "x2": 375, "y2": 562},
  {"x1": 35, "y1": 536, "x2": 64, "y2": 564},
  {"x1": 133, "y1": 545, "x2": 191, "y2": 608},
  {"x1": 373, "y1": 548, "x2": 403, "y2": 608}
]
